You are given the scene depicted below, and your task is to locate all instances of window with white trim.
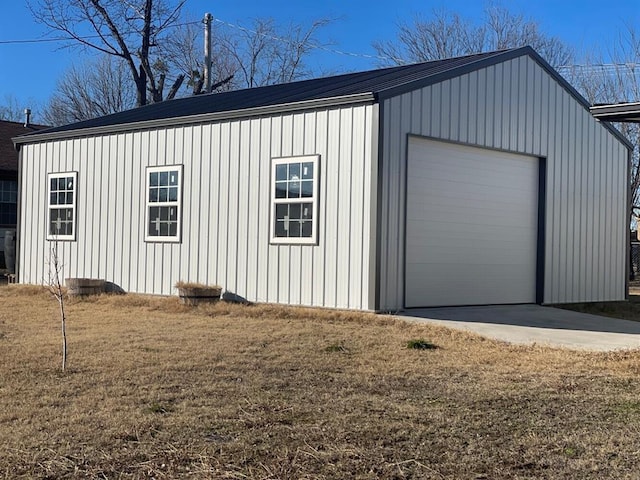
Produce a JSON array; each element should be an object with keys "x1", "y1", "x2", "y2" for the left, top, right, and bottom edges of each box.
[
  {"x1": 47, "y1": 172, "x2": 77, "y2": 241},
  {"x1": 146, "y1": 165, "x2": 182, "y2": 242},
  {"x1": 271, "y1": 155, "x2": 319, "y2": 244}
]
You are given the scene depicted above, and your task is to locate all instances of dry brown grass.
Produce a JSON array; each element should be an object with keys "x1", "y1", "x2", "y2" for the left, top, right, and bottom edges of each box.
[{"x1": 3, "y1": 286, "x2": 640, "y2": 478}]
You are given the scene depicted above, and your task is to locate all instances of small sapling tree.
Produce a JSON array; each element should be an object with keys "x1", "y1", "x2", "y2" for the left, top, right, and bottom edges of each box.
[{"x1": 47, "y1": 241, "x2": 68, "y2": 372}]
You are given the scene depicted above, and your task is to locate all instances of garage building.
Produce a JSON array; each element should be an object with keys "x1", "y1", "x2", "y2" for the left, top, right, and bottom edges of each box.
[{"x1": 13, "y1": 46, "x2": 630, "y2": 310}]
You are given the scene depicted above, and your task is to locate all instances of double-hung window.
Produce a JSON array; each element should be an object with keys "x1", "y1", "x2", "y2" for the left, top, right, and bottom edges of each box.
[
  {"x1": 271, "y1": 155, "x2": 319, "y2": 244},
  {"x1": 146, "y1": 165, "x2": 182, "y2": 242},
  {"x1": 47, "y1": 172, "x2": 77, "y2": 241}
]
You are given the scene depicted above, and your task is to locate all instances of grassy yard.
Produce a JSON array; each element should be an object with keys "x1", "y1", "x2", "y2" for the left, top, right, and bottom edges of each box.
[{"x1": 2, "y1": 287, "x2": 640, "y2": 478}]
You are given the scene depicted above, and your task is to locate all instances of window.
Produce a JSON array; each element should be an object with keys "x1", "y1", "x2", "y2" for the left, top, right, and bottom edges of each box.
[
  {"x1": 146, "y1": 165, "x2": 182, "y2": 242},
  {"x1": 271, "y1": 155, "x2": 319, "y2": 244},
  {"x1": 47, "y1": 172, "x2": 77, "y2": 241},
  {"x1": 0, "y1": 180, "x2": 18, "y2": 226}
]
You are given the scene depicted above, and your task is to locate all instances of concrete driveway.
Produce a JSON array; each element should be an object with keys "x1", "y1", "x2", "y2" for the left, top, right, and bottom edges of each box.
[{"x1": 399, "y1": 304, "x2": 640, "y2": 351}]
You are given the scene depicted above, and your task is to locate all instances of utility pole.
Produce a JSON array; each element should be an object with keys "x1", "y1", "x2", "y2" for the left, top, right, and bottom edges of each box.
[{"x1": 204, "y1": 13, "x2": 213, "y2": 93}]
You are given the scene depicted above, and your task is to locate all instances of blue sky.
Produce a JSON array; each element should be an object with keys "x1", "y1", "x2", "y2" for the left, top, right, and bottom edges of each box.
[{"x1": 0, "y1": 0, "x2": 638, "y2": 118}]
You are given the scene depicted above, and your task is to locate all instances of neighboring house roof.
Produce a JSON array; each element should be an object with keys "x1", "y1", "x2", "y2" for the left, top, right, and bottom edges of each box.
[
  {"x1": 0, "y1": 120, "x2": 48, "y2": 172},
  {"x1": 14, "y1": 46, "x2": 627, "y2": 148},
  {"x1": 590, "y1": 102, "x2": 640, "y2": 123}
]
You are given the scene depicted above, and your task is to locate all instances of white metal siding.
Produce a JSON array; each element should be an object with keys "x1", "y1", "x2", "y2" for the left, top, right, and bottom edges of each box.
[
  {"x1": 379, "y1": 55, "x2": 628, "y2": 310},
  {"x1": 405, "y1": 138, "x2": 538, "y2": 307},
  {"x1": 18, "y1": 104, "x2": 377, "y2": 310}
]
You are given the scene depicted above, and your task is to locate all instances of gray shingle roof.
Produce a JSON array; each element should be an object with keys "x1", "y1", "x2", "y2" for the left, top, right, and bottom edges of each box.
[{"x1": 21, "y1": 48, "x2": 529, "y2": 138}]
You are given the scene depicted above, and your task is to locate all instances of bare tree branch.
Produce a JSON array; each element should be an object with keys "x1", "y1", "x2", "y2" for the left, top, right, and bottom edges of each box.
[{"x1": 372, "y1": 3, "x2": 572, "y2": 67}]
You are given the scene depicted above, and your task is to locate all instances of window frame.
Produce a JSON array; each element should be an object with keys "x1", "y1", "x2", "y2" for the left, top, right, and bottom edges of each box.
[
  {"x1": 47, "y1": 171, "x2": 78, "y2": 241},
  {"x1": 270, "y1": 155, "x2": 320, "y2": 245},
  {"x1": 145, "y1": 165, "x2": 183, "y2": 243}
]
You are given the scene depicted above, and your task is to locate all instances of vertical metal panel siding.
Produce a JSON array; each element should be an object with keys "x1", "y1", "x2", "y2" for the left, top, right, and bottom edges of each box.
[
  {"x1": 18, "y1": 104, "x2": 375, "y2": 310},
  {"x1": 379, "y1": 56, "x2": 628, "y2": 310}
]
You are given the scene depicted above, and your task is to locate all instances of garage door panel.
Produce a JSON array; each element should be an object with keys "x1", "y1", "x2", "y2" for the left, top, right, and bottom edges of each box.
[
  {"x1": 406, "y1": 267, "x2": 535, "y2": 306},
  {"x1": 407, "y1": 245, "x2": 535, "y2": 265},
  {"x1": 405, "y1": 138, "x2": 538, "y2": 308}
]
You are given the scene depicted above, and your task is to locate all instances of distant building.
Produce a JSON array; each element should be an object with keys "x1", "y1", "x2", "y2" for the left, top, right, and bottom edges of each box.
[{"x1": 0, "y1": 119, "x2": 47, "y2": 268}]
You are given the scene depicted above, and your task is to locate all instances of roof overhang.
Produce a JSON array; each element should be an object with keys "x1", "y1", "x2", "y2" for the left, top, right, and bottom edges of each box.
[
  {"x1": 13, "y1": 92, "x2": 376, "y2": 146},
  {"x1": 590, "y1": 102, "x2": 640, "y2": 123}
]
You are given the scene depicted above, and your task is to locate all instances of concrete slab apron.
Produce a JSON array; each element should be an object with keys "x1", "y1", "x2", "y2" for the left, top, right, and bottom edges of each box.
[{"x1": 399, "y1": 304, "x2": 640, "y2": 351}]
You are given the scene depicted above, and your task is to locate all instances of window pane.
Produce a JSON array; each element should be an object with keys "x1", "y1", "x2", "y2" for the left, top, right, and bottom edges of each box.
[
  {"x1": 169, "y1": 207, "x2": 177, "y2": 221},
  {"x1": 67, "y1": 178, "x2": 74, "y2": 190},
  {"x1": 302, "y1": 203, "x2": 313, "y2": 219},
  {"x1": 275, "y1": 220, "x2": 287, "y2": 237},
  {"x1": 287, "y1": 181, "x2": 300, "y2": 199},
  {"x1": 58, "y1": 178, "x2": 66, "y2": 190},
  {"x1": 149, "y1": 188, "x2": 158, "y2": 202},
  {"x1": 159, "y1": 223, "x2": 169, "y2": 236},
  {"x1": 301, "y1": 221, "x2": 312, "y2": 237},
  {"x1": 289, "y1": 203, "x2": 301, "y2": 219},
  {"x1": 275, "y1": 182, "x2": 287, "y2": 199},
  {"x1": 148, "y1": 218, "x2": 158, "y2": 236},
  {"x1": 289, "y1": 221, "x2": 301, "y2": 237},
  {"x1": 50, "y1": 192, "x2": 58, "y2": 206},
  {"x1": 158, "y1": 188, "x2": 168, "y2": 202},
  {"x1": 301, "y1": 180, "x2": 313, "y2": 198},
  {"x1": 302, "y1": 162, "x2": 313, "y2": 179},
  {"x1": 289, "y1": 163, "x2": 300, "y2": 181},
  {"x1": 275, "y1": 164, "x2": 287, "y2": 181},
  {"x1": 159, "y1": 171, "x2": 169, "y2": 186},
  {"x1": 168, "y1": 187, "x2": 178, "y2": 202},
  {"x1": 50, "y1": 178, "x2": 57, "y2": 191},
  {"x1": 160, "y1": 206, "x2": 169, "y2": 221},
  {"x1": 66, "y1": 192, "x2": 73, "y2": 204},
  {"x1": 150, "y1": 172, "x2": 159, "y2": 187},
  {"x1": 169, "y1": 171, "x2": 179, "y2": 186},
  {"x1": 149, "y1": 206, "x2": 160, "y2": 221},
  {"x1": 275, "y1": 204, "x2": 288, "y2": 219},
  {"x1": 58, "y1": 192, "x2": 66, "y2": 205},
  {"x1": 169, "y1": 222, "x2": 177, "y2": 237}
]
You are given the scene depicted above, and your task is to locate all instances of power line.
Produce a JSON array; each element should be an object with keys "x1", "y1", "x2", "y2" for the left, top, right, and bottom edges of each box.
[
  {"x1": 212, "y1": 17, "x2": 402, "y2": 64},
  {"x1": 557, "y1": 63, "x2": 640, "y2": 71},
  {"x1": 0, "y1": 20, "x2": 200, "y2": 45},
  {"x1": 0, "y1": 15, "x2": 401, "y2": 64}
]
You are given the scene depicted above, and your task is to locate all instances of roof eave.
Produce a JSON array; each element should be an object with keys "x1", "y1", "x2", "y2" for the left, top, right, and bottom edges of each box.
[
  {"x1": 13, "y1": 92, "x2": 376, "y2": 145},
  {"x1": 590, "y1": 102, "x2": 640, "y2": 123}
]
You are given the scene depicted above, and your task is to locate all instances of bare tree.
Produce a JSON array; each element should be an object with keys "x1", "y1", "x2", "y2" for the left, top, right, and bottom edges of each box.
[
  {"x1": 42, "y1": 56, "x2": 137, "y2": 126},
  {"x1": 568, "y1": 27, "x2": 640, "y2": 220},
  {"x1": 0, "y1": 95, "x2": 24, "y2": 122},
  {"x1": 373, "y1": 3, "x2": 572, "y2": 67},
  {"x1": 29, "y1": 0, "x2": 188, "y2": 106},
  {"x1": 169, "y1": 17, "x2": 334, "y2": 91},
  {"x1": 47, "y1": 242, "x2": 68, "y2": 372},
  {"x1": 164, "y1": 20, "x2": 237, "y2": 94}
]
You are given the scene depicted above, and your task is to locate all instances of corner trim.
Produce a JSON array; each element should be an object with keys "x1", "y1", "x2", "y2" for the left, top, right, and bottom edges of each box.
[{"x1": 536, "y1": 157, "x2": 547, "y2": 304}]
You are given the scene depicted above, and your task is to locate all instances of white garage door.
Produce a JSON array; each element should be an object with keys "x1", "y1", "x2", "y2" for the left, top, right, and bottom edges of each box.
[{"x1": 405, "y1": 138, "x2": 539, "y2": 307}]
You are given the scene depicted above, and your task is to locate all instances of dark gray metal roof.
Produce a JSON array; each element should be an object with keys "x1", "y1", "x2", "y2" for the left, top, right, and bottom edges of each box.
[
  {"x1": 13, "y1": 45, "x2": 631, "y2": 150},
  {"x1": 18, "y1": 48, "x2": 525, "y2": 139}
]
